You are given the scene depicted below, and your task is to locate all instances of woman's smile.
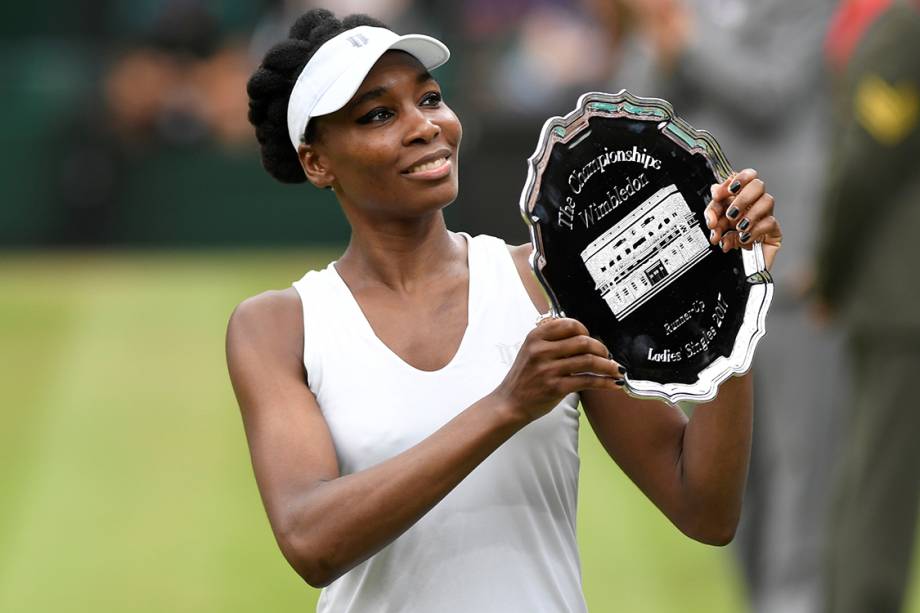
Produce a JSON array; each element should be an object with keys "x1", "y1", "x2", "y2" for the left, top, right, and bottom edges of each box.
[{"x1": 401, "y1": 149, "x2": 452, "y2": 180}]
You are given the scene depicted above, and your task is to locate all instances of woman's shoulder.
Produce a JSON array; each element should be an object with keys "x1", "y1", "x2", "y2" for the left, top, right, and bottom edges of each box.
[
  {"x1": 226, "y1": 287, "x2": 304, "y2": 363},
  {"x1": 502, "y1": 240, "x2": 549, "y2": 314},
  {"x1": 230, "y1": 286, "x2": 302, "y2": 321},
  {"x1": 506, "y1": 241, "x2": 533, "y2": 264},
  {"x1": 468, "y1": 233, "x2": 531, "y2": 260}
]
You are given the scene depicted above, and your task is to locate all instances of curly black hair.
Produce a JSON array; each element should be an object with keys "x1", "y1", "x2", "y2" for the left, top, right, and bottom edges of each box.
[{"x1": 246, "y1": 9, "x2": 387, "y2": 184}]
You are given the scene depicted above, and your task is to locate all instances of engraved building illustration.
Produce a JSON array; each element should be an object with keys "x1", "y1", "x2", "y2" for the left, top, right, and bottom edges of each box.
[{"x1": 580, "y1": 184, "x2": 711, "y2": 319}]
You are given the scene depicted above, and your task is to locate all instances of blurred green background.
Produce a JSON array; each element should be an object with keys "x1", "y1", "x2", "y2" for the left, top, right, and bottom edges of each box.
[{"x1": 1, "y1": 251, "x2": 918, "y2": 612}]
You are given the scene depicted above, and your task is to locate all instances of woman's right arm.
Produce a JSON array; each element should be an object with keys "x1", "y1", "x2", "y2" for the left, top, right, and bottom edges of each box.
[{"x1": 225, "y1": 288, "x2": 619, "y2": 588}]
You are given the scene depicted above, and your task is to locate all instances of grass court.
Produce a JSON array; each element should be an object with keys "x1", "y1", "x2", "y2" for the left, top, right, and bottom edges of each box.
[{"x1": 1, "y1": 250, "x2": 916, "y2": 612}]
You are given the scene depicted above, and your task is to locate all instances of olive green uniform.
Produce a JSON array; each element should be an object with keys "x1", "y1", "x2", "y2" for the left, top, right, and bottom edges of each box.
[{"x1": 816, "y1": 2, "x2": 920, "y2": 611}]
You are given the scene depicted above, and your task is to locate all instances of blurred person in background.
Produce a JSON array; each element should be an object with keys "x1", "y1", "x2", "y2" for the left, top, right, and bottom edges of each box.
[
  {"x1": 817, "y1": 1, "x2": 920, "y2": 611},
  {"x1": 249, "y1": 0, "x2": 434, "y2": 62},
  {"x1": 104, "y1": 0, "x2": 251, "y2": 148},
  {"x1": 51, "y1": 0, "x2": 253, "y2": 245},
  {"x1": 597, "y1": 1, "x2": 844, "y2": 612},
  {"x1": 437, "y1": 0, "x2": 616, "y2": 242},
  {"x1": 479, "y1": 2, "x2": 612, "y2": 115},
  {"x1": 227, "y1": 8, "x2": 783, "y2": 612}
]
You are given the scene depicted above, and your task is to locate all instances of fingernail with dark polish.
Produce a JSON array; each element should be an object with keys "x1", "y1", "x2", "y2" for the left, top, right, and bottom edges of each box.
[
  {"x1": 740, "y1": 231, "x2": 751, "y2": 243},
  {"x1": 737, "y1": 217, "x2": 750, "y2": 231},
  {"x1": 729, "y1": 180, "x2": 742, "y2": 194},
  {"x1": 727, "y1": 206, "x2": 740, "y2": 219},
  {"x1": 615, "y1": 379, "x2": 625, "y2": 386},
  {"x1": 710, "y1": 229, "x2": 716, "y2": 242},
  {"x1": 618, "y1": 365, "x2": 626, "y2": 374}
]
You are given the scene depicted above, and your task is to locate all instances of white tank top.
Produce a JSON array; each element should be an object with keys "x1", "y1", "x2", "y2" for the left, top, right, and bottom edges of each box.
[{"x1": 292, "y1": 233, "x2": 585, "y2": 613}]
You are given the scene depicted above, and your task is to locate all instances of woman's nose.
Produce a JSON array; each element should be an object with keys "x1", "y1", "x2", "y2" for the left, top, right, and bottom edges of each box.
[{"x1": 403, "y1": 108, "x2": 441, "y2": 145}]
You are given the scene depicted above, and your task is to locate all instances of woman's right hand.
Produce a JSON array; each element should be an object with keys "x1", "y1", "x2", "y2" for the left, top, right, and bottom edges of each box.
[{"x1": 493, "y1": 317, "x2": 624, "y2": 424}]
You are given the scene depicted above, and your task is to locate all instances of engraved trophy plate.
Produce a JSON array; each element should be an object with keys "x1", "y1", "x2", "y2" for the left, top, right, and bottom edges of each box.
[{"x1": 520, "y1": 90, "x2": 773, "y2": 404}]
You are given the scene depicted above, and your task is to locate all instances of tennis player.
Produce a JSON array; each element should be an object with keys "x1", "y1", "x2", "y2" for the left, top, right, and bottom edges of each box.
[{"x1": 226, "y1": 9, "x2": 783, "y2": 612}]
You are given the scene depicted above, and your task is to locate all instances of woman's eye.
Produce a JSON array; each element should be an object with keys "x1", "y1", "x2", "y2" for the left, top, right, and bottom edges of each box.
[
  {"x1": 357, "y1": 108, "x2": 393, "y2": 124},
  {"x1": 421, "y1": 92, "x2": 442, "y2": 106}
]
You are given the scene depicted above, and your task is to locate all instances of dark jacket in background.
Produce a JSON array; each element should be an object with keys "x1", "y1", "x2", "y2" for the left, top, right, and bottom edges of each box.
[
  {"x1": 816, "y1": 0, "x2": 920, "y2": 338},
  {"x1": 818, "y1": 3, "x2": 920, "y2": 613}
]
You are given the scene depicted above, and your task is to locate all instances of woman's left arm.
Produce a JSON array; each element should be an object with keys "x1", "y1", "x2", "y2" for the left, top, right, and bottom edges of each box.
[
  {"x1": 581, "y1": 369, "x2": 752, "y2": 545},
  {"x1": 582, "y1": 168, "x2": 781, "y2": 545}
]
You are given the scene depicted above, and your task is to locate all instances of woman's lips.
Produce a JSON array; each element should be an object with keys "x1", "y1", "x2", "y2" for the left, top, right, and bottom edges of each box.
[{"x1": 401, "y1": 155, "x2": 452, "y2": 180}]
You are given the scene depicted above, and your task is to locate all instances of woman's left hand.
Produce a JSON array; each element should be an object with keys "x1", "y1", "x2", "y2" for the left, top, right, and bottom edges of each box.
[{"x1": 704, "y1": 168, "x2": 782, "y2": 271}]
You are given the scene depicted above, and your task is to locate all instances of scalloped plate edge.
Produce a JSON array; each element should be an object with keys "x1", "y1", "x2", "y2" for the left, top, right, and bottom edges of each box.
[{"x1": 518, "y1": 90, "x2": 773, "y2": 405}]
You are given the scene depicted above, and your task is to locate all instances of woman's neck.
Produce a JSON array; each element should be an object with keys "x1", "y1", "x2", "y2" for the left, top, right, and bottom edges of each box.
[{"x1": 336, "y1": 211, "x2": 465, "y2": 293}]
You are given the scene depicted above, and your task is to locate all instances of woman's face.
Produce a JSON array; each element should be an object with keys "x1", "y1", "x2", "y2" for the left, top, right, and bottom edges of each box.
[{"x1": 304, "y1": 50, "x2": 462, "y2": 218}]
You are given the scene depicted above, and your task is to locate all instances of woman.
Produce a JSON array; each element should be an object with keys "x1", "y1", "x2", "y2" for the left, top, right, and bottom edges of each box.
[{"x1": 227, "y1": 9, "x2": 782, "y2": 612}]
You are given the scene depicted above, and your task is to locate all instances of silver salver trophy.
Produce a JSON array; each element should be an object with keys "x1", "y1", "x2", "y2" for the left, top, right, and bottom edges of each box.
[{"x1": 520, "y1": 91, "x2": 773, "y2": 404}]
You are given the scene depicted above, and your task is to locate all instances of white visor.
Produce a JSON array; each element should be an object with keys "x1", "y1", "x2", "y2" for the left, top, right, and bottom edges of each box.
[{"x1": 286, "y1": 25, "x2": 450, "y2": 151}]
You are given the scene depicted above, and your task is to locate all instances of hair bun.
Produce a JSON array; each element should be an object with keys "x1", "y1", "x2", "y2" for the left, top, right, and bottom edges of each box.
[{"x1": 246, "y1": 9, "x2": 386, "y2": 184}]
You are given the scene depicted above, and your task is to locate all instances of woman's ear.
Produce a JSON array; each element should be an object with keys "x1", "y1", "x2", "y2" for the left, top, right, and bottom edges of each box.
[{"x1": 298, "y1": 144, "x2": 336, "y2": 190}]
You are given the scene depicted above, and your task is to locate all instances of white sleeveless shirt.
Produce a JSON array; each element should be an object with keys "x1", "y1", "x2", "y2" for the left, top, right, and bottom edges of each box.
[{"x1": 292, "y1": 233, "x2": 585, "y2": 613}]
